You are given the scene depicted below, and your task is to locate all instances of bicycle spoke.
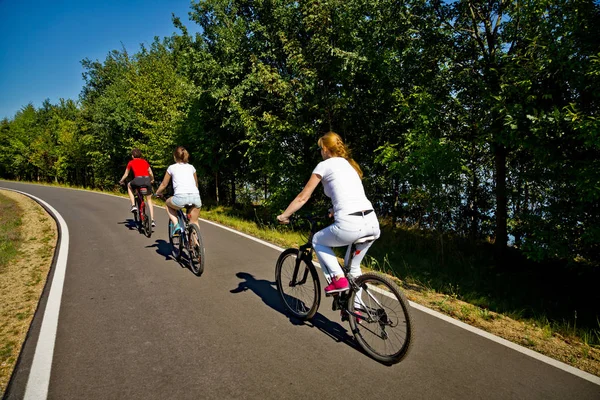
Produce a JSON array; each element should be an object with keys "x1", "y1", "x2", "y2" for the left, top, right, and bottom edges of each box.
[
  {"x1": 275, "y1": 249, "x2": 320, "y2": 320},
  {"x1": 349, "y1": 273, "x2": 413, "y2": 364}
]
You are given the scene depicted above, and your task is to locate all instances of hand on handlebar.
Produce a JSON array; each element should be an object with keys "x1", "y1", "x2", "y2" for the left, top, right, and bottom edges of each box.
[{"x1": 277, "y1": 214, "x2": 290, "y2": 224}]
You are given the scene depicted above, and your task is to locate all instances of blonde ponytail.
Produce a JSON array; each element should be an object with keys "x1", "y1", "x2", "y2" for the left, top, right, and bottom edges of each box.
[{"x1": 318, "y1": 132, "x2": 363, "y2": 179}]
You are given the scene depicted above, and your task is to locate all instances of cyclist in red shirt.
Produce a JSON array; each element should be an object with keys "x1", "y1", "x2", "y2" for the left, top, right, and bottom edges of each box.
[{"x1": 119, "y1": 148, "x2": 156, "y2": 227}]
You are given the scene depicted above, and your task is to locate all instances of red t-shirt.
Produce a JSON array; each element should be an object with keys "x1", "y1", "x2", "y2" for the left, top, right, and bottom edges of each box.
[{"x1": 127, "y1": 158, "x2": 150, "y2": 177}]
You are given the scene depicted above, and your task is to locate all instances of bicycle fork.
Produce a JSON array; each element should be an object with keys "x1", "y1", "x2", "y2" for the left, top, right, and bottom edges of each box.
[{"x1": 289, "y1": 246, "x2": 311, "y2": 287}]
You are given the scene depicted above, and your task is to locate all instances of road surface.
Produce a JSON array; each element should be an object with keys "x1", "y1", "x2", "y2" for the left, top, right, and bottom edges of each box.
[{"x1": 2, "y1": 181, "x2": 599, "y2": 399}]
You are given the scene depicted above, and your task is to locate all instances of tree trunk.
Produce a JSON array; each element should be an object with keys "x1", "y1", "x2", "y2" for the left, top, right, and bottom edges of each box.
[
  {"x1": 215, "y1": 171, "x2": 219, "y2": 206},
  {"x1": 494, "y1": 143, "x2": 508, "y2": 263},
  {"x1": 231, "y1": 177, "x2": 236, "y2": 205},
  {"x1": 469, "y1": 168, "x2": 479, "y2": 241},
  {"x1": 264, "y1": 175, "x2": 268, "y2": 201}
]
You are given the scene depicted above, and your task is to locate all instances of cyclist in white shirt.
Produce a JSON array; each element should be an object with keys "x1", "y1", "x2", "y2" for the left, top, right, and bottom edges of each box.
[
  {"x1": 277, "y1": 132, "x2": 380, "y2": 294},
  {"x1": 155, "y1": 146, "x2": 202, "y2": 236}
]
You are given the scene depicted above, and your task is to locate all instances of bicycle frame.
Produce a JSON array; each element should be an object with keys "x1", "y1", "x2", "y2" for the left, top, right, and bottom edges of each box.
[{"x1": 176, "y1": 209, "x2": 190, "y2": 244}]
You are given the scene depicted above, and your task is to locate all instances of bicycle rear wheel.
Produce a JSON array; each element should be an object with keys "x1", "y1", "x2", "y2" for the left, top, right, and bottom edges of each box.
[
  {"x1": 348, "y1": 272, "x2": 413, "y2": 364},
  {"x1": 275, "y1": 248, "x2": 321, "y2": 320},
  {"x1": 132, "y1": 202, "x2": 139, "y2": 225},
  {"x1": 186, "y1": 223, "x2": 205, "y2": 276},
  {"x1": 168, "y1": 220, "x2": 182, "y2": 261},
  {"x1": 142, "y1": 204, "x2": 152, "y2": 237}
]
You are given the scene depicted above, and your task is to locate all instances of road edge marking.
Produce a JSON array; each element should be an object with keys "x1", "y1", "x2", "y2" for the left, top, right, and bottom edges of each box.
[{"x1": 1, "y1": 188, "x2": 70, "y2": 400}]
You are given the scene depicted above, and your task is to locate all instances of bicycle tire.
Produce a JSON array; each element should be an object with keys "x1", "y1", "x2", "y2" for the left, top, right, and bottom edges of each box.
[
  {"x1": 187, "y1": 223, "x2": 205, "y2": 276},
  {"x1": 168, "y1": 220, "x2": 182, "y2": 261},
  {"x1": 133, "y1": 203, "x2": 139, "y2": 225},
  {"x1": 275, "y1": 248, "x2": 321, "y2": 320},
  {"x1": 348, "y1": 272, "x2": 413, "y2": 364},
  {"x1": 143, "y1": 204, "x2": 152, "y2": 238}
]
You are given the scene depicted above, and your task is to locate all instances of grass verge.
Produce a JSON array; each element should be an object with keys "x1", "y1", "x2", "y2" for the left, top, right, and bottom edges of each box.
[
  {"x1": 0, "y1": 193, "x2": 22, "y2": 271},
  {"x1": 0, "y1": 190, "x2": 57, "y2": 397}
]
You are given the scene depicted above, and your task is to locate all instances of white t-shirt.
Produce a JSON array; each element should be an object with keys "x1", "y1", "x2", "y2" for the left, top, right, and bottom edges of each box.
[
  {"x1": 312, "y1": 157, "x2": 373, "y2": 218},
  {"x1": 167, "y1": 163, "x2": 200, "y2": 195}
]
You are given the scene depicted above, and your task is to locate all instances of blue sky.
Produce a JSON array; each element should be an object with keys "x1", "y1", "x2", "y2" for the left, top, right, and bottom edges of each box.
[{"x1": 0, "y1": 0, "x2": 200, "y2": 120}]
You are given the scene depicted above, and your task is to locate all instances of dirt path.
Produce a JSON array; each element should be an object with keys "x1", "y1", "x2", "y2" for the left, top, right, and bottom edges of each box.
[{"x1": 0, "y1": 190, "x2": 57, "y2": 396}]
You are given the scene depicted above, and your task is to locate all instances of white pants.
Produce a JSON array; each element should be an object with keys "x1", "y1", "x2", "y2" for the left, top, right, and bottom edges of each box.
[{"x1": 312, "y1": 212, "x2": 380, "y2": 281}]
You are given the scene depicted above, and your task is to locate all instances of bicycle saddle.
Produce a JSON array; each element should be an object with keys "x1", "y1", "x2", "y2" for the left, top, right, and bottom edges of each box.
[{"x1": 354, "y1": 235, "x2": 377, "y2": 244}]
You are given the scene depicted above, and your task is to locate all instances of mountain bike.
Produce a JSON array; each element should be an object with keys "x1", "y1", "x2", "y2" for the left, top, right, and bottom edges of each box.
[
  {"x1": 121, "y1": 182, "x2": 153, "y2": 238},
  {"x1": 275, "y1": 215, "x2": 413, "y2": 364},
  {"x1": 134, "y1": 186, "x2": 153, "y2": 238},
  {"x1": 158, "y1": 194, "x2": 205, "y2": 276}
]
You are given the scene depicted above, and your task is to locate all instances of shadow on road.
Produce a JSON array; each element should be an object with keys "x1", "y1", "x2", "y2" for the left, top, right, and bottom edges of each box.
[
  {"x1": 147, "y1": 239, "x2": 174, "y2": 260},
  {"x1": 147, "y1": 240, "x2": 199, "y2": 276},
  {"x1": 117, "y1": 218, "x2": 138, "y2": 231},
  {"x1": 230, "y1": 272, "x2": 360, "y2": 352}
]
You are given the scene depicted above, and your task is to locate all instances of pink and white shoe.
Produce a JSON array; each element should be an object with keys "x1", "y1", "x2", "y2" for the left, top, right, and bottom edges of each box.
[{"x1": 324, "y1": 276, "x2": 350, "y2": 294}]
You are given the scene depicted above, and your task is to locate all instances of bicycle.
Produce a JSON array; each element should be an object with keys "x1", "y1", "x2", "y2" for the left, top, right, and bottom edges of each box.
[
  {"x1": 157, "y1": 194, "x2": 205, "y2": 276},
  {"x1": 275, "y1": 214, "x2": 413, "y2": 364},
  {"x1": 122, "y1": 182, "x2": 153, "y2": 238}
]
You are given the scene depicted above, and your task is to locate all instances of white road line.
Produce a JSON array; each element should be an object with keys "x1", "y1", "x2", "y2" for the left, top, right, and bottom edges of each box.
[
  {"x1": 1, "y1": 188, "x2": 70, "y2": 400},
  {"x1": 407, "y1": 302, "x2": 600, "y2": 385}
]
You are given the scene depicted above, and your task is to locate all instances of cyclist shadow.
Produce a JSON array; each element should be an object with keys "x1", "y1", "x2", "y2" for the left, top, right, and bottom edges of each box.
[
  {"x1": 117, "y1": 218, "x2": 139, "y2": 231},
  {"x1": 147, "y1": 239, "x2": 197, "y2": 274},
  {"x1": 230, "y1": 272, "x2": 358, "y2": 350},
  {"x1": 147, "y1": 239, "x2": 175, "y2": 261}
]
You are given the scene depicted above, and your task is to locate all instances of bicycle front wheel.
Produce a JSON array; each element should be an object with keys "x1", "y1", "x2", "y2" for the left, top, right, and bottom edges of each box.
[
  {"x1": 275, "y1": 249, "x2": 321, "y2": 320},
  {"x1": 348, "y1": 272, "x2": 413, "y2": 364},
  {"x1": 186, "y1": 223, "x2": 205, "y2": 276}
]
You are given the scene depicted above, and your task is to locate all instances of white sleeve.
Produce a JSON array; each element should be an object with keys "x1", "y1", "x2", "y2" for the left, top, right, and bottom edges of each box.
[{"x1": 312, "y1": 161, "x2": 327, "y2": 178}]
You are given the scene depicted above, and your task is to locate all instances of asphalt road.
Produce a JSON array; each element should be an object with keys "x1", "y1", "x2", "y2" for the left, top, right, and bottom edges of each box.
[{"x1": 2, "y1": 181, "x2": 599, "y2": 400}]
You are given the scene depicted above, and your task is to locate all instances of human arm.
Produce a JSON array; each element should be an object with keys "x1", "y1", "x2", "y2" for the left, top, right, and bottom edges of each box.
[
  {"x1": 277, "y1": 173, "x2": 322, "y2": 224},
  {"x1": 193, "y1": 172, "x2": 198, "y2": 188},
  {"x1": 148, "y1": 166, "x2": 155, "y2": 184},
  {"x1": 155, "y1": 172, "x2": 172, "y2": 196},
  {"x1": 118, "y1": 166, "x2": 130, "y2": 184}
]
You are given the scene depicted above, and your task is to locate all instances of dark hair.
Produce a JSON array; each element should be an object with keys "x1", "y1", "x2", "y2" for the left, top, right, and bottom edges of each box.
[
  {"x1": 173, "y1": 146, "x2": 189, "y2": 163},
  {"x1": 131, "y1": 148, "x2": 142, "y2": 158}
]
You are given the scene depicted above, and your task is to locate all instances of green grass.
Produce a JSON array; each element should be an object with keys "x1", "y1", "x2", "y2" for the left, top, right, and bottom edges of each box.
[{"x1": 0, "y1": 193, "x2": 23, "y2": 272}]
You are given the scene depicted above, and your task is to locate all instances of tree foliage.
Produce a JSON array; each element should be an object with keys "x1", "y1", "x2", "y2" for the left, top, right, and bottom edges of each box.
[{"x1": 1, "y1": 0, "x2": 599, "y2": 267}]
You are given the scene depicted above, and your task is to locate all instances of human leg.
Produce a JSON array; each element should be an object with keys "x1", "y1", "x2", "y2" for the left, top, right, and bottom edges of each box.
[
  {"x1": 188, "y1": 207, "x2": 200, "y2": 226},
  {"x1": 126, "y1": 183, "x2": 136, "y2": 209},
  {"x1": 313, "y1": 221, "x2": 370, "y2": 293},
  {"x1": 345, "y1": 212, "x2": 381, "y2": 277},
  {"x1": 311, "y1": 224, "x2": 346, "y2": 280},
  {"x1": 165, "y1": 198, "x2": 180, "y2": 225},
  {"x1": 145, "y1": 195, "x2": 154, "y2": 220}
]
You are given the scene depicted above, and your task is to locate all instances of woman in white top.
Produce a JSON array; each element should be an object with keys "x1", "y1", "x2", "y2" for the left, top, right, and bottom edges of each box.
[
  {"x1": 155, "y1": 146, "x2": 202, "y2": 235},
  {"x1": 277, "y1": 132, "x2": 380, "y2": 294}
]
